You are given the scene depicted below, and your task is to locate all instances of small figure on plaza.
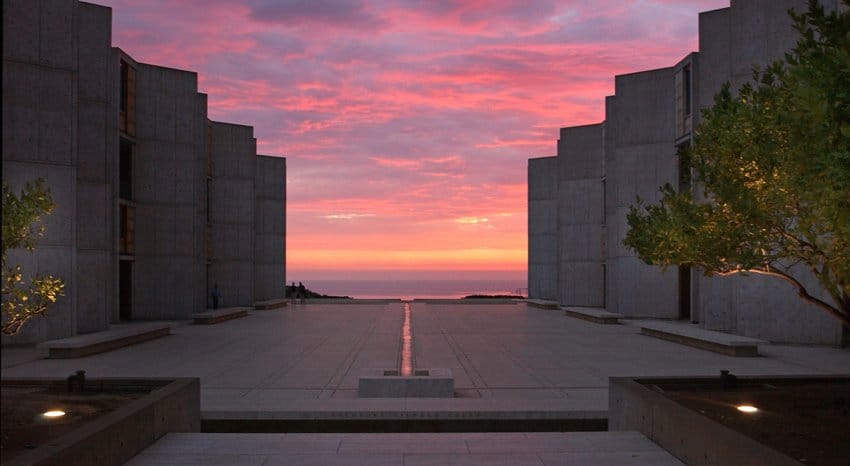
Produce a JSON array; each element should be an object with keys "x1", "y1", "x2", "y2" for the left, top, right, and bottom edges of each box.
[
  {"x1": 298, "y1": 282, "x2": 307, "y2": 304},
  {"x1": 211, "y1": 283, "x2": 221, "y2": 309}
]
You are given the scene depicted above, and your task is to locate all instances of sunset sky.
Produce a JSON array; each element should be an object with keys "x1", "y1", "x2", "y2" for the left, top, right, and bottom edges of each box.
[{"x1": 99, "y1": 0, "x2": 729, "y2": 280}]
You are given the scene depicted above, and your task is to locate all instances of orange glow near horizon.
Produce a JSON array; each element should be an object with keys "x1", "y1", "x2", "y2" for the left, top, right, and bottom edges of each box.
[
  {"x1": 99, "y1": 0, "x2": 730, "y2": 277},
  {"x1": 288, "y1": 248, "x2": 527, "y2": 272}
]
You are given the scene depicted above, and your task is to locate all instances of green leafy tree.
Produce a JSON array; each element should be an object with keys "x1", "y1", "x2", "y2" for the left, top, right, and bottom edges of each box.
[
  {"x1": 1, "y1": 179, "x2": 65, "y2": 335},
  {"x1": 624, "y1": 1, "x2": 849, "y2": 329}
]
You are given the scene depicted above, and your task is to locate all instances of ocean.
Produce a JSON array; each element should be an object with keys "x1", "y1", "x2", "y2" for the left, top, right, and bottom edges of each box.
[{"x1": 302, "y1": 279, "x2": 528, "y2": 300}]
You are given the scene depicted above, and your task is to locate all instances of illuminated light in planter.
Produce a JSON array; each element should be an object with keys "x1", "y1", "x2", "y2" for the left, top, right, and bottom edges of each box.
[
  {"x1": 43, "y1": 410, "x2": 66, "y2": 418},
  {"x1": 736, "y1": 405, "x2": 758, "y2": 413}
]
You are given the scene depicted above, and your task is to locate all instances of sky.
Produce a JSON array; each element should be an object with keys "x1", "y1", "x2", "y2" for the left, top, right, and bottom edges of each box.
[{"x1": 99, "y1": 0, "x2": 730, "y2": 281}]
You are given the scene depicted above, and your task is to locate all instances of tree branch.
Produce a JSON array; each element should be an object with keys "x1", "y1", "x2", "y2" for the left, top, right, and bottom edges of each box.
[{"x1": 711, "y1": 266, "x2": 850, "y2": 329}]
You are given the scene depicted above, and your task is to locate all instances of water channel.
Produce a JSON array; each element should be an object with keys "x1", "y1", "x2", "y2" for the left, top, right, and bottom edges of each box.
[{"x1": 400, "y1": 302, "x2": 413, "y2": 376}]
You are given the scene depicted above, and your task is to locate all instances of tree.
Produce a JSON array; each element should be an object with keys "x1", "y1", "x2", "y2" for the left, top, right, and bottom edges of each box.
[
  {"x1": 624, "y1": 1, "x2": 850, "y2": 329},
  {"x1": 1, "y1": 179, "x2": 65, "y2": 335}
]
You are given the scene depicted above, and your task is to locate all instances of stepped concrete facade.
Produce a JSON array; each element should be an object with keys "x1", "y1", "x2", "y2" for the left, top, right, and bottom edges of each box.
[
  {"x1": 529, "y1": 0, "x2": 845, "y2": 345},
  {"x1": 2, "y1": 0, "x2": 286, "y2": 344}
]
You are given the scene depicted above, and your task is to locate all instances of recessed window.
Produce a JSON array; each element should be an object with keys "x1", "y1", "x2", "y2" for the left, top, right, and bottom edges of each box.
[
  {"x1": 119, "y1": 60, "x2": 136, "y2": 135},
  {"x1": 119, "y1": 139, "x2": 133, "y2": 199},
  {"x1": 120, "y1": 61, "x2": 128, "y2": 113},
  {"x1": 683, "y1": 65, "x2": 692, "y2": 116}
]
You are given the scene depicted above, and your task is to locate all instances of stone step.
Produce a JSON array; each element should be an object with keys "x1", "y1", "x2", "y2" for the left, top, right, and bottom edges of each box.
[
  {"x1": 200, "y1": 388, "x2": 609, "y2": 427},
  {"x1": 638, "y1": 321, "x2": 767, "y2": 357},
  {"x1": 37, "y1": 323, "x2": 172, "y2": 358},
  {"x1": 126, "y1": 431, "x2": 683, "y2": 465},
  {"x1": 563, "y1": 306, "x2": 622, "y2": 324},
  {"x1": 192, "y1": 307, "x2": 250, "y2": 324}
]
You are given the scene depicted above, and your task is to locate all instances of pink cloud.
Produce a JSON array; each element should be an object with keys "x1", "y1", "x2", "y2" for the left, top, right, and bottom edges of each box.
[
  {"x1": 96, "y1": 0, "x2": 730, "y2": 276},
  {"x1": 247, "y1": 0, "x2": 387, "y2": 30}
]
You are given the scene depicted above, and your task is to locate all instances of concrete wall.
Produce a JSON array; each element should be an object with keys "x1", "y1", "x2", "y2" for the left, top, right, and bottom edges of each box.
[
  {"x1": 557, "y1": 124, "x2": 605, "y2": 307},
  {"x1": 528, "y1": 157, "x2": 558, "y2": 300},
  {"x1": 3, "y1": 0, "x2": 83, "y2": 343},
  {"x1": 604, "y1": 69, "x2": 679, "y2": 318},
  {"x1": 75, "y1": 2, "x2": 116, "y2": 333},
  {"x1": 525, "y1": 0, "x2": 844, "y2": 343},
  {"x1": 132, "y1": 63, "x2": 207, "y2": 319},
  {"x1": 3, "y1": 0, "x2": 288, "y2": 343},
  {"x1": 209, "y1": 122, "x2": 256, "y2": 307},
  {"x1": 253, "y1": 155, "x2": 286, "y2": 301},
  {"x1": 692, "y1": 0, "x2": 843, "y2": 344}
]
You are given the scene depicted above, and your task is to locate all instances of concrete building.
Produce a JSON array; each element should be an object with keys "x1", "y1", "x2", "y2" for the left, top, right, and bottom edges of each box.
[
  {"x1": 529, "y1": 0, "x2": 845, "y2": 345},
  {"x1": 2, "y1": 0, "x2": 286, "y2": 344}
]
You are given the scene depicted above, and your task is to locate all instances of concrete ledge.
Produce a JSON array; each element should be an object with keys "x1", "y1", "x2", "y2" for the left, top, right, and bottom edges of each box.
[
  {"x1": 37, "y1": 323, "x2": 171, "y2": 359},
  {"x1": 254, "y1": 299, "x2": 288, "y2": 310},
  {"x1": 525, "y1": 299, "x2": 560, "y2": 309},
  {"x1": 3, "y1": 377, "x2": 199, "y2": 466},
  {"x1": 203, "y1": 416, "x2": 608, "y2": 433},
  {"x1": 359, "y1": 368, "x2": 454, "y2": 398},
  {"x1": 563, "y1": 306, "x2": 621, "y2": 324},
  {"x1": 639, "y1": 321, "x2": 766, "y2": 357},
  {"x1": 192, "y1": 307, "x2": 250, "y2": 324}
]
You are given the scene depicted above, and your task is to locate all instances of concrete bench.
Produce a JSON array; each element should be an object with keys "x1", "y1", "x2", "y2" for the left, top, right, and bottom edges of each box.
[
  {"x1": 639, "y1": 321, "x2": 767, "y2": 357},
  {"x1": 192, "y1": 307, "x2": 250, "y2": 324},
  {"x1": 254, "y1": 299, "x2": 288, "y2": 310},
  {"x1": 37, "y1": 323, "x2": 171, "y2": 359},
  {"x1": 562, "y1": 306, "x2": 622, "y2": 324},
  {"x1": 525, "y1": 299, "x2": 560, "y2": 309}
]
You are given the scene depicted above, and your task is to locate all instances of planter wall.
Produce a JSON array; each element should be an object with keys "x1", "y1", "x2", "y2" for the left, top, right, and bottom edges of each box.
[
  {"x1": 608, "y1": 375, "x2": 848, "y2": 466},
  {"x1": 3, "y1": 377, "x2": 199, "y2": 466}
]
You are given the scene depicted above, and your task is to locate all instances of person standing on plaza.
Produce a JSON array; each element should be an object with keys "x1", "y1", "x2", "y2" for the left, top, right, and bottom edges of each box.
[
  {"x1": 298, "y1": 282, "x2": 307, "y2": 304},
  {"x1": 211, "y1": 283, "x2": 221, "y2": 310}
]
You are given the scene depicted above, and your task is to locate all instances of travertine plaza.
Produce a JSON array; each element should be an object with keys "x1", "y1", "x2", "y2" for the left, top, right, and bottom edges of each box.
[
  {"x1": 3, "y1": 302, "x2": 849, "y2": 463},
  {"x1": 2, "y1": 0, "x2": 286, "y2": 345},
  {"x1": 529, "y1": 0, "x2": 847, "y2": 345}
]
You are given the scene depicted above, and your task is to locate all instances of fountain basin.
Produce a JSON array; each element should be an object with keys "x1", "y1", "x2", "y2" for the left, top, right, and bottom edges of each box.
[{"x1": 358, "y1": 368, "x2": 454, "y2": 398}]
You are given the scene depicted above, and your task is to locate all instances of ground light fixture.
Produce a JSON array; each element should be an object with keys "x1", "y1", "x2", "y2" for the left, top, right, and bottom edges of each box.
[
  {"x1": 736, "y1": 405, "x2": 759, "y2": 413},
  {"x1": 42, "y1": 410, "x2": 66, "y2": 418}
]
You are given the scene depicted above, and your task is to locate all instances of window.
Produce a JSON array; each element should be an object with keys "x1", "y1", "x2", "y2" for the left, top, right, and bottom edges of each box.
[
  {"x1": 119, "y1": 60, "x2": 136, "y2": 135},
  {"x1": 206, "y1": 178, "x2": 212, "y2": 223},
  {"x1": 683, "y1": 65, "x2": 692, "y2": 116},
  {"x1": 119, "y1": 204, "x2": 135, "y2": 255},
  {"x1": 677, "y1": 143, "x2": 691, "y2": 193},
  {"x1": 120, "y1": 61, "x2": 128, "y2": 113},
  {"x1": 119, "y1": 139, "x2": 133, "y2": 199}
]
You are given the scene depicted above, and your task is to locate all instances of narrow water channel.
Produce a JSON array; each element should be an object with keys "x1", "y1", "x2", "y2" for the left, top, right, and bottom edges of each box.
[{"x1": 400, "y1": 302, "x2": 413, "y2": 376}]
